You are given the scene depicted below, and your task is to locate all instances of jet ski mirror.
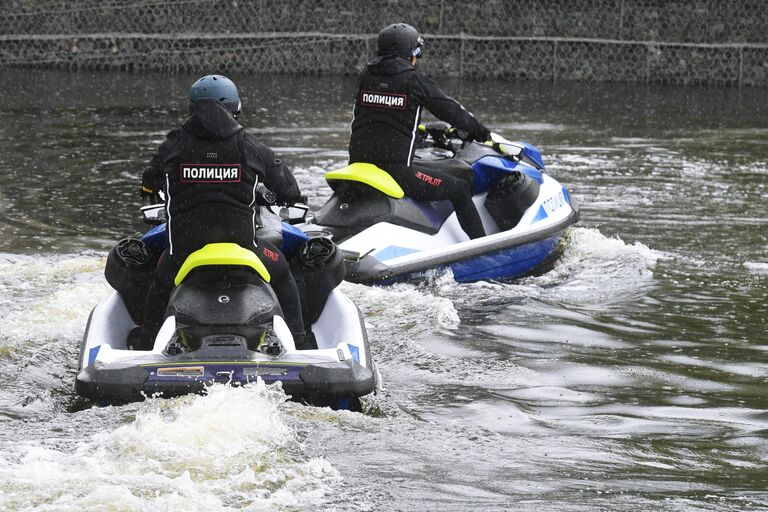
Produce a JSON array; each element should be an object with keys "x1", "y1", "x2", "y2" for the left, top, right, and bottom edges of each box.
[
  {"x1": 268, "y1": 203, "x2": 310, "y2": 225},
  {"x1": 497, "y1": 142, "x2": 523, "y2": 160},
  {"x1": 141, "y1": 204, "x2": 166, "y2": 225},
  {"x1": 489, "y1": 132, "x2": 523, "y2": 160}
]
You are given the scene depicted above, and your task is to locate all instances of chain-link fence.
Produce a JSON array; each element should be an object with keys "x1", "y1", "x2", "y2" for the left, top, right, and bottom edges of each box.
[{"x1": 2, "y1": 0, "x2": 767, "y2": 85}]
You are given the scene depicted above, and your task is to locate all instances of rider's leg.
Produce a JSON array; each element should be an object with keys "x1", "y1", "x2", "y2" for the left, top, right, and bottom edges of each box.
[
  {"x1": 253, "y1": 238, "x2": 314, "y2": 349},
  {"x1": 399, "y1": 166, "x2": 486, "y2": 240},
  {"x1": 135, "y1": 250, "x2": 179, "y2": 350}
]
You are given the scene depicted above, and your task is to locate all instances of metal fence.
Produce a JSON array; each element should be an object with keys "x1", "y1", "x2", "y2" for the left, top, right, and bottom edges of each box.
[{"x1": 2, "y1": 0, "x2": 767, "y2": 85}]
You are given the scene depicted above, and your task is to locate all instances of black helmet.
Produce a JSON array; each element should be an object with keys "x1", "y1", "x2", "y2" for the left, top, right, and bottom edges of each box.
[
  {"x1": 377, "y1": 23, "x2": 424, "y2": 60},
  {"x1": 188, "y1": 74, "x2": 241, "y2": 116}
]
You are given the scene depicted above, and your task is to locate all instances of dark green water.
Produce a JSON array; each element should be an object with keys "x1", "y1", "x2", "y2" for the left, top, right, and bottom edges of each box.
[{"x1": 0, "y1": 69, "x2": 766, "y2": 511}]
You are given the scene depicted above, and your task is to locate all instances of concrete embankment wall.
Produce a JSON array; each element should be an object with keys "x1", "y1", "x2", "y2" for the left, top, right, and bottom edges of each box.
[{"x1": 2, "y1": 0, "x2": 767, "y2": 86}]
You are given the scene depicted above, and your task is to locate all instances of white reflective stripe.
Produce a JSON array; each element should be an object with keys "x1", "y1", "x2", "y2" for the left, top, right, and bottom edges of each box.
[
  {"x1": 407, "y1": 105, "x2": 421, "y2": 167},
  {"x1": 250, "y1": 176, "x2": 259, "y2": 241},
  {"x1": 165, "y1": 174, "x2": 173, "y2": 256}
]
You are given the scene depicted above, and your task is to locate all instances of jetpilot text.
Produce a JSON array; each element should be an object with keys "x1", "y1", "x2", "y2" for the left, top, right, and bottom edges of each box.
[{"x1": 415, "y1": 171, "x2": 442, "y2": 187}]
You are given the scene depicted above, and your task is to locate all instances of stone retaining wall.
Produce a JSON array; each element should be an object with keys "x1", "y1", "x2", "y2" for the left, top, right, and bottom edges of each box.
[{"x1": 2, "y1": 0, "x2": 767, "y2": 85}]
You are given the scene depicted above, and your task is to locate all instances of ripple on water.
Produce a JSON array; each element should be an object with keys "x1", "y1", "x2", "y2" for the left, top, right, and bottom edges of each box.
[{"x1": 744, "y1": 261, "x2": 768, "y2": 273}]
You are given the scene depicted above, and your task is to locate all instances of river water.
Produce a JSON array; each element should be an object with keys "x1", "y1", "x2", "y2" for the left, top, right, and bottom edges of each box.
[{"x1": 0, "y1": 69, "x2": 766, "y2": 511}]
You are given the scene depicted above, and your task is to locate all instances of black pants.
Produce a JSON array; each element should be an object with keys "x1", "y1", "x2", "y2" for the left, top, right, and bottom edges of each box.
[
  {"x1": 391, "y1": 163, "x2": 486, "y2": 240},
  {"x1": 137, "y1": 238, "x2": 305, "y2": 349}
]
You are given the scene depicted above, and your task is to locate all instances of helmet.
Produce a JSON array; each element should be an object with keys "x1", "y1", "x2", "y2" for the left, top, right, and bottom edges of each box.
[
  {"x1": 377, "y1": 23, "x2": 424, "y2": 60},
  {"x1": 188, "y1": 74, "x2": 241, "y2": 116}
]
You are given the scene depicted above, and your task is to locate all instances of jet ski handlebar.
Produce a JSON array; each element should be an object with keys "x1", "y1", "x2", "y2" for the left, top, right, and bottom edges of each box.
[{"x1": 417, "y1": 121, "x2": 471, "y2": 152}]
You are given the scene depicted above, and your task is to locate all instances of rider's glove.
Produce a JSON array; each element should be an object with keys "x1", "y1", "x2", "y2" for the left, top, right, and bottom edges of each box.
[
  {"x1": 140, "y1": 185, "x2": 162, "y2": 203},
  {"x1": 276, "y1": 191, "x2": 307, "y2": 207},
  {"x1": 140, "y1": 185, "x2": 154, "y2": 200},
  {"x1": 256, "y1": 184, "x2": 277, "y2": 205},
  {"x1": 474, "y1": 126, "x2": 492, "y2": 143},
  {"x1": 447, "y1": 126, "x2": 489, "y2": 142}
]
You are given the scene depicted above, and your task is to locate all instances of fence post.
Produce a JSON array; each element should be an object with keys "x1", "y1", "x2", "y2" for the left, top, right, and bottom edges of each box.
[
  {"x1": 739, "y1": 45, "x2": 743, "y2": 88},
  {"x1": 553, "y1": 40, "x2": 558, "y2": 83}
]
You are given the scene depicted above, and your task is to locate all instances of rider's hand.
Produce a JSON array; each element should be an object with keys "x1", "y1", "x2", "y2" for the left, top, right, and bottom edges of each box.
[
  {"x1": 256, "y1": 184, "x2": 277, "y2": 205},
  {"x1": 475, "y1": 127, "x2": 492, "y2": 143},
  {"x1": 140, "y1": 185, "x2": 162, "y2": 204},
  {"x1": 140, "y1": 185, "x2": 154, "y2": 200},
  {"x1": 446, "y1": 127, "x2": 475, "y2": 141},
  {"x1": 452, "y1": 128, "x2": 470, "y2": 140},
  {"x1": 276, "y1": 191, "x2": 308, "y2": 207}
]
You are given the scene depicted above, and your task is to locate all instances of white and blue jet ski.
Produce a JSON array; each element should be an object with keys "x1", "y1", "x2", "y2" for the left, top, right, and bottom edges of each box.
[
  {"x1": 297, "y1": 124, "x2": 579, "y2": 284},
  {"x1": 76, "y1": 201, "x2": 377, "y2": 410}
]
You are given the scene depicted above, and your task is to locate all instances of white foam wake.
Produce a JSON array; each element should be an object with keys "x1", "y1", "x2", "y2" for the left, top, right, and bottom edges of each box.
[
  {"x1": 0, "y1": 254, "x2": 110, "y2": 350},
  {"x1": 0, "y1": 383, "x2": 340, "y2": 511},
  {"x1": 744, "y1": 261, "x2": 768, "y2": 273}
]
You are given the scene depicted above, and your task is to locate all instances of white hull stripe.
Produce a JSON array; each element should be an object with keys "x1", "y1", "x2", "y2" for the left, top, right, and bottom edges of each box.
[{"x1": 249, "y1": 177, "x2": 259, "y2": 250}]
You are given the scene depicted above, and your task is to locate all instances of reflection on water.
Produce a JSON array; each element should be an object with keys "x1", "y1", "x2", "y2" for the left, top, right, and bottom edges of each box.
[{"x1": 0, "y1": 69, "x2": 767, "y2": 511}]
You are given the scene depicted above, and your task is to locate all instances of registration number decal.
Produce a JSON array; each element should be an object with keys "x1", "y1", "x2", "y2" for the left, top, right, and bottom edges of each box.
[{"x1": 542, "y1": 189, "x2": 567, "y2": 216}]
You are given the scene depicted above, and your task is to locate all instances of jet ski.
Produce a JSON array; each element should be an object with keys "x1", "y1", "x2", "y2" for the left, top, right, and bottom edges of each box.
[
  {"x1": 75, "y1": 198, "x2": 377, "y2": 410},
  {"x1": 297, "y1": 123, "x2": 579, "y2": 284}
]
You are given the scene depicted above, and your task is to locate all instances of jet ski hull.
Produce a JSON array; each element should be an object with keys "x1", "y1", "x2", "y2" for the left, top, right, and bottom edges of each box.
[
  {"x1": 310, "y1": 175, "x2": 578, "y2": 284},
  {"x1": 76, "y1": 243, "x2": 377, "y2": 409},
  {"x1": 344, "y1": 205, "x2": 577, "y2": 284},
  {"x1": 300, "y1": 135, "x2": 579, "y2": 284}
]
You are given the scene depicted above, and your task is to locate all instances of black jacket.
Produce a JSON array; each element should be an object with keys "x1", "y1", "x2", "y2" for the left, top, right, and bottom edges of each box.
[
  {"x1": 142, "y1": 100, "x2": 301, "y2": 257},
  {"x1": 349, "y1": 55, "x2": 490, "y2": 168}
]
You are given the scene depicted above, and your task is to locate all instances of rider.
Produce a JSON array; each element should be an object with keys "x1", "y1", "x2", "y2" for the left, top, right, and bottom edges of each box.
[
  {"x1": 349, "y1": 22, "x2": 491, "y2": 240},
  {"x1": 137, "y1": 74, "x2": 312, "y2": 349}
]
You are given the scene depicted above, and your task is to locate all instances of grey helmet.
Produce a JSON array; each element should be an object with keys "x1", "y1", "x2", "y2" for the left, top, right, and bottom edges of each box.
[
  {"x1": 377, "y1": 23, "x2": 424, "y2": 60},
  {"x1": 188, "y1": 74, "x2": 241, "y2": 117}
]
